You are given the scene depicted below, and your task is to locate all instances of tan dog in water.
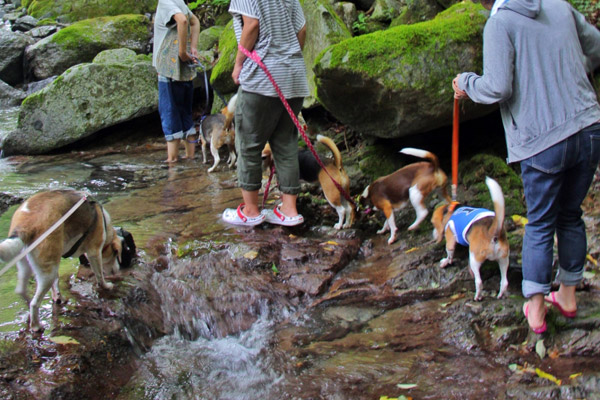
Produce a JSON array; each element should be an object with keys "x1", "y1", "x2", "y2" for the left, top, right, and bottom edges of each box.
[
  {"x1": 431, "y1": 177, "x2": 510, "y2": 300},
  {"x1": 262, "y1": 134, "x2": 355, "y2": 229},
  {"x1": 200, "y1": 94, "x2": 237, "y2": 172},
  {"x1": 0, "y1": 190, "x2": 124, "y2": 331}
]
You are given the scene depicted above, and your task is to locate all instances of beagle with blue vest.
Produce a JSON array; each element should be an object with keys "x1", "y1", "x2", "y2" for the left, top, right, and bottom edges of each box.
[{"x1": 431, "y1": 177, "x2": 510, "y2": 301}]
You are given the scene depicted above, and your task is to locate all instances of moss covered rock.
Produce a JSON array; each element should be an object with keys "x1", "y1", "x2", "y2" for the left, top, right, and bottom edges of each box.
[
  {"x1": 23, "y1": 0, "x2": 157, "y2": 23},
  {"x1": 314, "y1": 2, "x2": 494, "y2": 139},
  {"x1": 459, "y1": 153, "x2": 525, "y2": 217},
  {"x1": 2, "y1": 51, "x2": 157, "y2": 155},
  {"x1": 209, "y1": 20, "x2": 237, "y2": 95},
  {"x1": 25, "y1": 14, "x2": 152, "y2": 80}
]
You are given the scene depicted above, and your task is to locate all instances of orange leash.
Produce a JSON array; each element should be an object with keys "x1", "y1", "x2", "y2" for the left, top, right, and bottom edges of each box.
[{"x1": 451, "y1": 97, "x2": 460, "y2": 203}]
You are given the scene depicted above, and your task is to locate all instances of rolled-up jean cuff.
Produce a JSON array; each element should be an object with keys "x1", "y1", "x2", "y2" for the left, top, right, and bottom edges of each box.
[
  {"x1": 165, "y1": 131, "x2": 184, "y2": 141},
  {"x1": 522, "y1": 280, "x2": 551, "y2": 298},
  {"x1": 555, "y1": 266, "x2": 583, "y2": 286},
  {"x1": 239, "y1": 182, "x2": 262, "y2": 192},
  {"x1": 184, "y1": 126, "x2": 196, "y2": 138},
  {"x1": 279, "y1": 185, "x2": 300, "y2": 195}
]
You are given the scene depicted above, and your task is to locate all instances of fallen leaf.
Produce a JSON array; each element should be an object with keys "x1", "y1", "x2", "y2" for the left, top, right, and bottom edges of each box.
[
  {"x1": 535, "y1": 368, "x2": 561, "y2": 386},
  {"x1": 244, "y1": 251, "x2": 258, "y2": 260},
  {"x1": 535, "y1": 339, "x2": 546, "y2": 359},
  {"x1": 405, "y1": 247, "x2": 419, "y2": 253},
  {"x1": 271, "y1": 263, "x2": 279, "y2": 275},
  {"x1": 508, "y1": 363, "x2": 519, "y2": 371},
  {"x1": 323, "y1": 247, "x2": 334, "y2": 251},
  {"x1": 569, "y1": 372, "x2": 582, "y2": 380},
  {"x1": 586, "y1": 254, "x2": 598, "y2": 266},
  {"x1": 397, "y1": 383, "x2": 417, "y2": 389},
  {"x1": 49, "y1": 336, "x2": 80, "y2": 345},
  {"x1": 325, "y1": 240, "x2": 339, "y2": 246}
]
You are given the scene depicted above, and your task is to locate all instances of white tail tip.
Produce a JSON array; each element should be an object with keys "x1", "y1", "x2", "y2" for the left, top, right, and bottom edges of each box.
[{"x1": 399, "y1": 148, "x2": 430, "y2": 159}]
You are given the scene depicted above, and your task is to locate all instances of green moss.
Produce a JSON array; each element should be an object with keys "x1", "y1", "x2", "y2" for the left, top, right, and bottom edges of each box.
[
  {"x1": 459, "y1": 153, "x2": 526, "y2": 216},
  {"x1": 357, "y1": 144, "x2": 401, "y2": 180},
  {"x1": 50, "y1": 14, "x2": 149, "y2": 51},
  {"x1": 209, "y1": 20, "x2": 237, "y2": 93},
  {"x1": 26, "y1": 0, "x2": 157, "y2": 23},
  {"x1": 315, "y1": 2, "x2": 486, "y2": 87}
]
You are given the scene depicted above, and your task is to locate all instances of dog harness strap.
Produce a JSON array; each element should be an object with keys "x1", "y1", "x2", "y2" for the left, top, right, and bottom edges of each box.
[
  {"x1": 237, "y1": 203, "x2": 247, "y2": 223},
  {"x1": 62, "y1": 200, "x2": 98, "y2": 258}
]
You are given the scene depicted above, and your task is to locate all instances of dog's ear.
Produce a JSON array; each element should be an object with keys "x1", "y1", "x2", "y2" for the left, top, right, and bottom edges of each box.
[
  {"x1": 115, "y1": 227, "x2": 136, "y2": 269},
  {"x1": 431, "y1": 204, "x2": 447, "y2": 243}
]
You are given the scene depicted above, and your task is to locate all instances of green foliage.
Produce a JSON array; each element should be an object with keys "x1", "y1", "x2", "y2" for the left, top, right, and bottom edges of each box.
[
  {"x1": 352, "y1": 12, "x2": 368, "y2": 35},
  {"x1": 569, "y1": 0, "x2": 600, "y2": 25},
  {"x1": 189, "y1": 0, "x2": 230, "y2": 11}
]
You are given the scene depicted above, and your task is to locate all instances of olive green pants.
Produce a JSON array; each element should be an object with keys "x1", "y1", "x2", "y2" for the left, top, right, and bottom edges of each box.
[{"x1": 235, "y1": 89, "x2": 303, "y2": 194}]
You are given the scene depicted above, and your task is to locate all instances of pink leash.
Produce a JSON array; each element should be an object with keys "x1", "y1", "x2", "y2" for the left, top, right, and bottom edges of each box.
[{"x1": 238, "y1": 45, "x2": 356, "y2": 209}]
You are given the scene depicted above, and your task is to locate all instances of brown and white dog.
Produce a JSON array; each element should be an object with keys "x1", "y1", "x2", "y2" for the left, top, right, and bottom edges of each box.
[
  {"x1": 200, "y1": 93, "x2": 237, "y2": 173},
  {"x1": 0, "y1": 190, "x2": 127, "y2": 331},
  {"x1": 361, "y1": 148, "x2": 451, "y2": 244},
  {"x1": 262, "y1": 134, "x2": 355, "y2": 229},
  {"x1": 431, "y1": 177, "x2": 509, "y2": 301}
]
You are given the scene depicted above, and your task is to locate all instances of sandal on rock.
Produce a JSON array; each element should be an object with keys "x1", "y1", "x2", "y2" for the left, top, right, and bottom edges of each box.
[
  {"x1": 523, "y1": 302, "x2": 547, "y2": 334},
  {"x1": 262, "y1": 205, "x2": 304, "y2": 226},
  {"x1": 222, "y1": 204, "x2": 265, "y2": 226},
  {"x1": 544, "y1": 292, "x2": 577, "y2": 318}
]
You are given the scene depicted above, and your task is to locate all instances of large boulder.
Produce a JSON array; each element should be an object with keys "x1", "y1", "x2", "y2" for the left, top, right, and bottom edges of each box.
[
  {"x1": 21, "y1": 0, "x2": 157, "y2": 23},
  {"x1": 314, "y1": 2, "x2": 494, "y2": 139},
  {"x1": 0, "y1": 30, "x2": 35, "y2": 85},
  {"x1": 25, "y1": 14, "x2": 152, "y2": 80},
  {"x1": 2, "y1": 48, "x2": 157, "y2": 155}
]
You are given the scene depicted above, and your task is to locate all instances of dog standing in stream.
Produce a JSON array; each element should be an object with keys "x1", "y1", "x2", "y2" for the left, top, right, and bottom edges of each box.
[{"x1": 0, "y1": 190, "x2": 131, "y2": 332}]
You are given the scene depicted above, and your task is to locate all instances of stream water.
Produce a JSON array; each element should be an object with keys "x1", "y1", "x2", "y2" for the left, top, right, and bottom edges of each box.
[{"x1": 1, "y1": 111, "x2": 600, "y2": 399}]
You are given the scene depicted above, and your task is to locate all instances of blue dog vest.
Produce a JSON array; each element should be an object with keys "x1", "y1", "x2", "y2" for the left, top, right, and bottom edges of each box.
[{"x1": 446, "y1": 207, "x2": 495, "y2": 246}]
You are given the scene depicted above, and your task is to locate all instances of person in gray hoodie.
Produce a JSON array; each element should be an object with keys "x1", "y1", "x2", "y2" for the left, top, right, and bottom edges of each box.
[{"x1": 453, "y1": 0, "x2": 600, "y2": 333}]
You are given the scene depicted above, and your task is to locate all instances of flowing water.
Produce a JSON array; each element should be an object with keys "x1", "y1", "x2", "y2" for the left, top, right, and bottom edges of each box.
[{"x1": 1, "y1": 114, "x2": 599, "y2": 399}]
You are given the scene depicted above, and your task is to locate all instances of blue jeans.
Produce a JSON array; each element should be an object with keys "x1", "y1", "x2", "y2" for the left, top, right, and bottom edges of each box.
[
  {"x1": 158, "y1": 76, "x2": 195, "y2": 141},
  {"x1": 520, "y1": 123, "x2": 600, "y2": 298}
]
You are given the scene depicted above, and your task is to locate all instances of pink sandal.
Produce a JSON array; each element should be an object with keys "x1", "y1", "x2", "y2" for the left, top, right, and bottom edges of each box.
[
  {"x1": 523, "y1": 302, "x2": 547, "y2": 334},
  {"x1": 544, "y1": 292, "x2": 577, "y2": 318}
]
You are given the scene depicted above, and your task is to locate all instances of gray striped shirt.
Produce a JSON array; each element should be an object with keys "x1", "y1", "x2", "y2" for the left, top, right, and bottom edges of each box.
[{"x1": 229, "y1": 0, "x2": 309, "y2": 99}]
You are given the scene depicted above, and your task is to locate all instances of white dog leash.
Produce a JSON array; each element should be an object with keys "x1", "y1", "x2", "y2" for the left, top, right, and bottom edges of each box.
[{"x1": 0, "y1": 195, "x2": 88, "y2": 278}]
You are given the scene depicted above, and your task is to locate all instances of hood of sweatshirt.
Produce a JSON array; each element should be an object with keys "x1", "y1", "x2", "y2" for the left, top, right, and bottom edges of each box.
[{"x1": 500, "y1": 0, "x2": 541, "y2": 18}]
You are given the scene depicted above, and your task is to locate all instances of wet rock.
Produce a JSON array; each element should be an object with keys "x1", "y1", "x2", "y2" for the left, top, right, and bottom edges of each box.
[{"x1": 11, "y1": 15, "x2": 36, "y2": 32}]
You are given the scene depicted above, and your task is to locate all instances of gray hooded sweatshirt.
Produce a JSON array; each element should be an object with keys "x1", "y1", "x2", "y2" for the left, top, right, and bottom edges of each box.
[{"x1": 458, "y1": 0, "x2": 600, "y2": 163}]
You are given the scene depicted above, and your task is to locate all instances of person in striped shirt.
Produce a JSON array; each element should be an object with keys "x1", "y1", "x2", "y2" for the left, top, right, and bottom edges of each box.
[{"x1": 222, "y1": 0, "x2": 310, "y2": 227}]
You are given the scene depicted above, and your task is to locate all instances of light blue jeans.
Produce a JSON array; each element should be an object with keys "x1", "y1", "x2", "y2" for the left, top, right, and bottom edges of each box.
[{"x1": 520, "y1": 123, "x2": 600, "y2": 298}]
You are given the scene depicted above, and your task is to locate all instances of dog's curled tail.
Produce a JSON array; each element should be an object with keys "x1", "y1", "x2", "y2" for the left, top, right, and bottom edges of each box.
[
  {"x1": 317, "y1": 134, "x2": 343, "y2": 170},
  {"x1": 222, "y1": 94, "x2": 238, "y2": 130},
  {"x1": 486, "y1": 176, "x2": 505, "y2": 238},
  {"x1": 400, "y1": 148, "x2": 441, "y2": 169},
  {"x1": 0, "y1": 237, "x2": 24, "y2": 264}
]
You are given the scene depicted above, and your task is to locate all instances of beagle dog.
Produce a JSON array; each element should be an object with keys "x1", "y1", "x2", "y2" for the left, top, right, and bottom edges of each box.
[
  {"x1": 361, "y1": 148, "x2": 451, "y2": 244},
  {"x1": 431, "y1": 177, "x2": 510, "y2": 301}
]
